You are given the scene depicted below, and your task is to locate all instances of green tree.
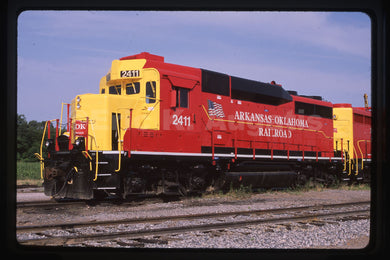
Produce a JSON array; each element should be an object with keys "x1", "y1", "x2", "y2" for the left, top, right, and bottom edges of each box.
[{"x1": 17, "y1": 114, "x2": 48, "y2": 161}]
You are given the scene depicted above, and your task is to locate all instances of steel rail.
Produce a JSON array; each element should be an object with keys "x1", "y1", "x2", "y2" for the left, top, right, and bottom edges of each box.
[
  {"x1": 17, "y1": 200, "x2": 85, "y2": 209},
  {"x1": 18, "y1": 201, "x2": 370, "y2": 246},
  {"x1": 16, "y1": 195, "x2": 168, "y2": 209},
  {"x1": 19, "y1": 209, "x2": 370, "y2": 246},
  {"x1": 17, "y1": 201, "x2": 369, "y2": 233}
]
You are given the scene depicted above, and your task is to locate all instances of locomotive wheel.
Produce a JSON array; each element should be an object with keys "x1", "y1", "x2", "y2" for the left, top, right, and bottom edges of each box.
[
  {"x1": 211, "y1": 174, "x2": 227, "y2": 192},
  {"x1": 296, "y1": 173, "x2": 307, "y2": 187},
  {"x1": 178, "y1": 183, "x2": 187, "y2": 196}
]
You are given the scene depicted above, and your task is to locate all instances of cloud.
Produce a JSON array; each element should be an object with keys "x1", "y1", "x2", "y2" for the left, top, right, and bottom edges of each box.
[
  {"x1": 158, "y1": 11, "x2": 370, "y2": 59},
  {"x1": 19, "y1": 11, "x2": 370, "y2": 59}
]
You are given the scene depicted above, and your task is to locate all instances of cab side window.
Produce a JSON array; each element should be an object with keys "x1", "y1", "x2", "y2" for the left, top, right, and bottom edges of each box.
[
  {"x1": 173, "y1": 87, "x2": 189, "y2": 108},
  {"x1": 146, "y1": 81, "x2": 156, "y2": 104}
]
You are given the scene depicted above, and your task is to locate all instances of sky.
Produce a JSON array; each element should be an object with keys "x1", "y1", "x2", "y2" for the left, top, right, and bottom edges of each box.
[{"x1": 17, "y1": 11, "x2": 371, "y2": 122}]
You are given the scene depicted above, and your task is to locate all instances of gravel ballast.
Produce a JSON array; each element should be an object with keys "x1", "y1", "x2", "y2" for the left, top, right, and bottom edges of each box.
[
  {"x1": 17, "y1": 188, "x2": 371, "y2": 249},
  {"x1": 76, "y1": 219, "x2": 369, "y2": 249}
]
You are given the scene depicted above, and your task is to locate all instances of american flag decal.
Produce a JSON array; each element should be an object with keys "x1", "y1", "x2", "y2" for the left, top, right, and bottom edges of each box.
[{"x1": 208, "y1": 99, "x2": 225, "y2": 118}]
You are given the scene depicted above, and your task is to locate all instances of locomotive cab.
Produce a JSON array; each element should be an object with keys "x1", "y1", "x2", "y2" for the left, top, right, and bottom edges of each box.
[
  {"x1": 39, "y1": 55, "x2": 162, "y2": 199},
  {"x1": 71, "y1": 58, "x2": 160, "y2": 151}
]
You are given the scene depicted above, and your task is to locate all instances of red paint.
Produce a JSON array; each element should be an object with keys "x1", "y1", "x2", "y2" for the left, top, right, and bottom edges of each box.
[
  {"x1": 120, "y1": 53, "x2": 370, "y2": 163},
  {"x1": 75, "y1": 120, "x2": 88, "y2": 136}
]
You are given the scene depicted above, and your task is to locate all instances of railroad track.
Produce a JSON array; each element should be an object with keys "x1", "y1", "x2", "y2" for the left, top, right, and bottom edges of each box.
[
  {"x1": 17, "y1": 201, "x2": 370, "y2": 246},
  {"x1": 17, "y1": 200, "x2": 85, "y2": 209},
  {"x1": 16, "y1": 195, "x2": 178, "y2": 209}
]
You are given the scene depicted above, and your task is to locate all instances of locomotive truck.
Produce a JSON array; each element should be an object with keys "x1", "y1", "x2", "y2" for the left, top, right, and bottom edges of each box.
[{"x1": 34, "y1": 52, "x2": 371, "y2": 199}]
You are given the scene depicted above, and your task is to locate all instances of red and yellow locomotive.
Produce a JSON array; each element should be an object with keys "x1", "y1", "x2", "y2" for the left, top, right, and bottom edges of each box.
[{"x1": 35, "y1": 52, "x2": 371, "y2": 199}]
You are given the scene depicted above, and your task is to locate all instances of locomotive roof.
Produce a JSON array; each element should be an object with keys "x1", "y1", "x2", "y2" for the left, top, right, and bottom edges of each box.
[{"x1": 119, "y1": 52, "x2": 340, "y2": 107}]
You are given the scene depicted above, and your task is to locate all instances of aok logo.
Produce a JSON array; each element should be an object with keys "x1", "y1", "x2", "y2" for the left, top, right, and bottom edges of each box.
[{"x1": 75, "y1": 120, "x2": 87, "y2": 136}]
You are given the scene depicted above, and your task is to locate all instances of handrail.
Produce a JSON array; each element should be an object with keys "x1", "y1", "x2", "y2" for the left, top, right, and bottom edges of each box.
[
  {"x1": 357, "y1": 140, "x2": 364, "y2": 170},
  {"x1": 72, "y1": 113, "x2": 98, "y2": 150},
  {"x1": 81, "y1": 151, "x2": 93, "y2": 171},
  {"x1": 357, "y1": 140, "x2": 371, "y2": 170},
  {"x1": 352, "y1": 145, "x2": 359, "y2": 175},
  {"x1": 34, "y1": 153, "x2": 44, "y2": 179},
  {"x1": 348, "y1": 148, "x2": 352, "y2": 176},
  {"x1": 59, "y1": 103, "x2": 71, "y2": 136},
  {"x1": 59, "y1": 104, "x2": 64, "y2": 136},
  {"x1": 36, "y1": 120, "x2": 56, "y2": 179},
  {"x1": 343, "y1": 150, "x2": 347, "y2": 172},
  {"x1": 115, "y1": 112, "x2": 121, "y2": 172},
  {"x1": 93, "y1": 151, "x2": 99, "y2": 181},
  {"x1": 128, "y1": 109, "x2": 133, "y2": 158},
  {"x1": 138, "y1": 99, "x2": 161, "y2": 129}
]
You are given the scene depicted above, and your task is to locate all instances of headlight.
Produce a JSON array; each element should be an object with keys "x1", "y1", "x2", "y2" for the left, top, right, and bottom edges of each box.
[
  {"x1": 45, "y1": 139, "x2": 55, "y2": 151},
  {"x1": 76, "y1": 96, "x2": 81, "y2": 109},
  {"x1": 45, "y1": 139, "x2": 54, "y2": 147},
  {"x1": 74, "y1": 137, "x2": 85, "y2": 150}
]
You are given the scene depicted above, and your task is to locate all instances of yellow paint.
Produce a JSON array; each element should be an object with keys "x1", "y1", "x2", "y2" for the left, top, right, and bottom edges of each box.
[
  {"x1": 333, "y1": 106, "x2": 354, "y2": 159},
  {"x1": 71, "y1": 58, "x2": 160, "y2": 151}
]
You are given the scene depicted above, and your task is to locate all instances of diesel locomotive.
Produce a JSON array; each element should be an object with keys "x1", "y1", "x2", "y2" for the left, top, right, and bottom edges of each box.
[{"x1": 35, "y1": 52, "x2": 371, "y2": 199}]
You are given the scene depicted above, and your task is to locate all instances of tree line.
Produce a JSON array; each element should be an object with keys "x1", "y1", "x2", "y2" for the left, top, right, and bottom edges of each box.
[{"x1": 17, "y1": 114, "x2": 49, "y2": 161}]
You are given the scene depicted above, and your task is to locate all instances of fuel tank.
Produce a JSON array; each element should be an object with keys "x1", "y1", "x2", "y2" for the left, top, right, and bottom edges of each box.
[{"x1": 225, "y1": 161, "x2": 298, "y2": 188}]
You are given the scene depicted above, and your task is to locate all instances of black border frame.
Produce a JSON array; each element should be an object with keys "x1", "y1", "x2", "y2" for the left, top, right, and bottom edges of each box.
[{"x1": 3, "y1": 1, "x2": 389, "y2": 259}]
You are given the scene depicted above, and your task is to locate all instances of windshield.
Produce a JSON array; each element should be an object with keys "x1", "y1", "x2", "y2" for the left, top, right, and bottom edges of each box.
[
  {"x1": 126, "y1": 82, "x2": 140, "y2": 95},
  {"x1": 108, "y1": 82, "x2": 141, "y2": 95},
  {"x1": 109, "y1": 85, "x2": 121, "y2": 95}
]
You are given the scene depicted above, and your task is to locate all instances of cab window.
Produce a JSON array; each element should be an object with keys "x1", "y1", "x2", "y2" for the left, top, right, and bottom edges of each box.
[
  {"x1": 146, "y1": 81, "x2": 156, "y2": 104},
  {"x1": 126, "y1": 82, "x2": 140, "y2": 95},
  {"x1": 109, "y1": 85, "x2": 121, "y2": 95},
  {"x1": 173, "y1": 87, "x2": 189, "y2": 108}
]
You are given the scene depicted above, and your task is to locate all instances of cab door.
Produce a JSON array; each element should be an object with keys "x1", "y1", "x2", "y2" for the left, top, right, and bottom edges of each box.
[
  {"x1": 168, "y1": 78, "x2": 200, "y2": 133},
  {"x1": 136, "y1": 69, "x2": 160, "y2": 130},
  {"x1": 171, "y1": 87, "x2": 191, "y2": 128}
]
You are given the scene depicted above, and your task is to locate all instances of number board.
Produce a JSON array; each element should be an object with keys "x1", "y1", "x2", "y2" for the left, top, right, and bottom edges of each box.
[{"x1": 120, "y1": 70, "x2": 140, "y2": 78}]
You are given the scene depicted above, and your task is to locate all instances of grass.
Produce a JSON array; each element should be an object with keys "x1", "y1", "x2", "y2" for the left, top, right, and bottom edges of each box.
[
  {"x1": 16, "y1": 161, "x2": 43, "y2": 186},
  {"x1": 204, "y1": 180, "x2": 370, "y2": 200},
  {"x1": 225, "y1": 183, "x2": 253, "y2": 199},
  {"x1": 203, "y1": 183, "x2": 254, "y2": 200}
]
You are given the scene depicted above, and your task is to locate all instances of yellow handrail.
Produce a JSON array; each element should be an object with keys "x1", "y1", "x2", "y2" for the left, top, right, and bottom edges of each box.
[
  {"x1": 357, "y1": 140, "x2": 364, "y2": 170},
  {"x1": 93, "y1": 151, "x2": 99, "y2": 181},
  {"x1": 115, "y1": 113, "x2": 121, "y2": 172},
  {"x1": 59, "y1": 103, "x2": 64, "y2": 136},
  {"x1": 343, "y1": 150, "x2": 347, "y2": 172},
  {"x1": 347, "y1": 147, "x2": 352, "y2": 176},
  {"x1": 34, "y1": 153, "x2": 44, "y2": 179},
  {"x1": 357, "y1": 140, "x2": 371, "y2": 170},
  {"x1": 138, "y1": 99, "x2": 161, "y2": 129},
  {"x1": 81, "y1": 151, "x2": 93, "y2": 171},
  {"x1": 352, "y1": 145, "x2": 359, "y2": 175},
  {"x1": 36, "y1": 120, "x2": 56, "y2": 179}
]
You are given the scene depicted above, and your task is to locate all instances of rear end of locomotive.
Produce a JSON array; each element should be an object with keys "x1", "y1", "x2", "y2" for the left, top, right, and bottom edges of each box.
[
  {"x1": 36, "y1": 53, "x2": 161, "y2": 199},
  {"x1": 333, "y1": 103, "x2": 371, "y2": 182}
]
